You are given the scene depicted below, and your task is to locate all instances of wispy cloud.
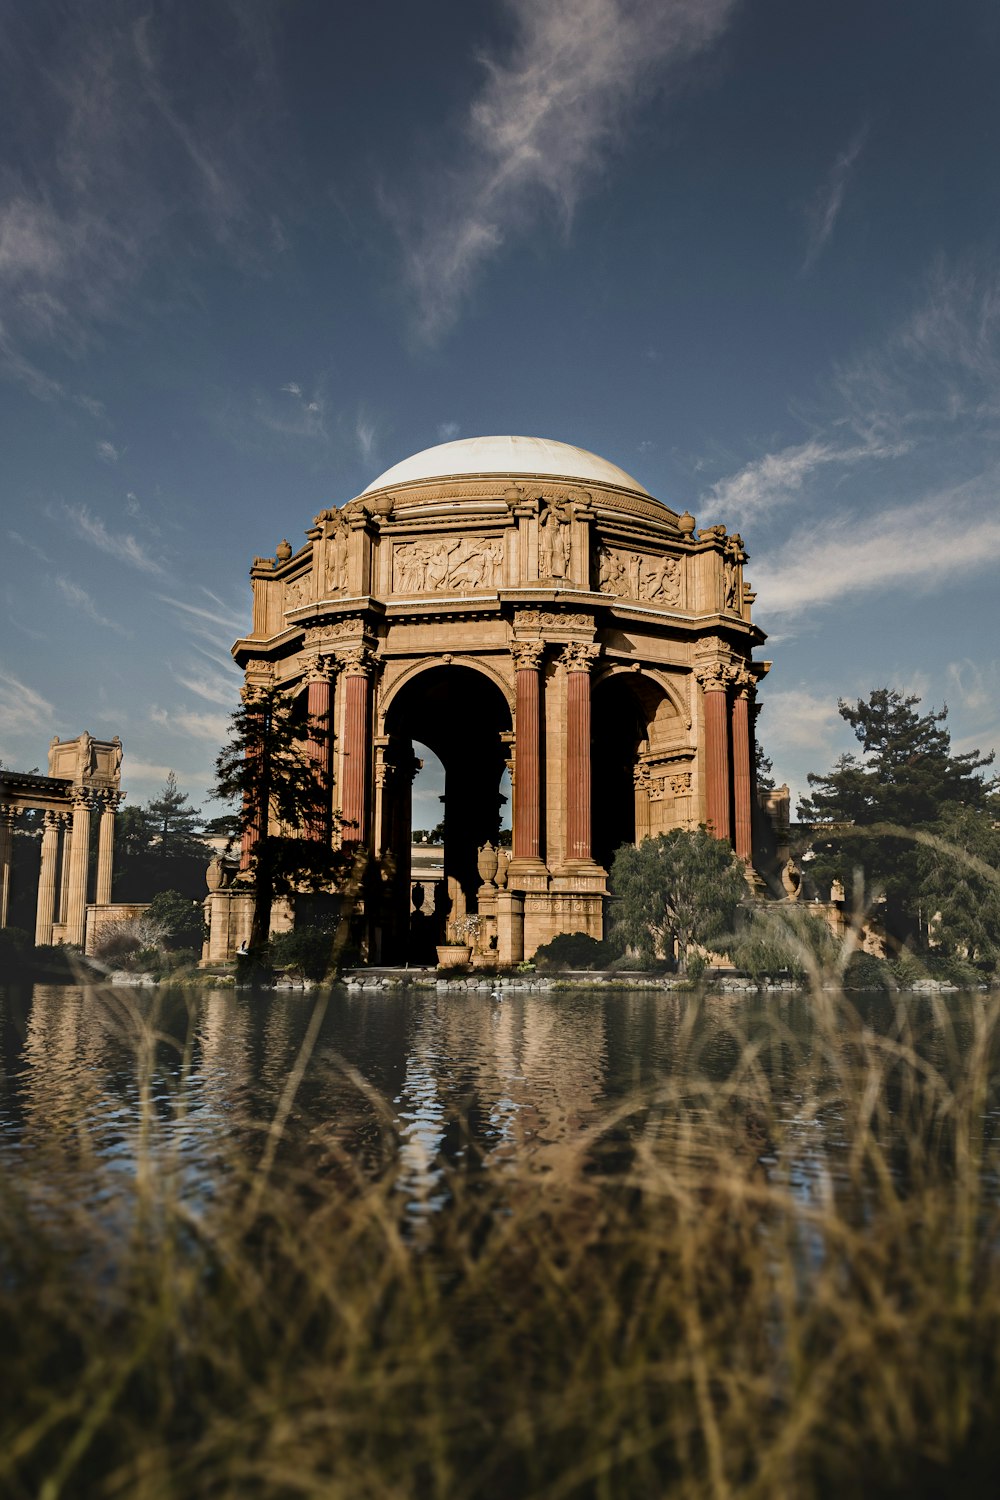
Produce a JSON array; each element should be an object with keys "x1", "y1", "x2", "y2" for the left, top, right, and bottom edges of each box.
[
  {"x1": 0, "y1": 666, "x2": 55, "y2": 752},
  {"x1": 703, "y1": 434, "x2": 906, "y2": 526},
  {"x1": 151, "y1": 705, "x2": 231, "y2": 743},
  {"x1": 159, "y1": 590, "x2": 246, "y2": 651},
  {"x1": 755, "y1": 474, "x2": 1000, "y2": 620},
  {"x1": 170, "y1": 662, "x2": 240, "y2": 707},
  {"x1": 96, "y1": 439, "x2": 120, "y2": 464},
  {"x1": 437, "y1": 421, "x2": 461, "y2": 442},
  {"x1": 54, "y1": 575, "x2": 128, "y2": 634},
  {"x1": 393, "y1": 0, "x2": 737, "y2": 340},
  {"x1": 63, "y1": 503, "x2": 164, "y2": 575},
  {"x1": 947, "y1": 658, "x2": 996, "y2": 716},
  {"x1": 834, "y1": 257, "x2": 1000, "y2": 437},
  {"x1": 0, "y1": 6, "x2": 282, "y2": 397},
  {"x1": 355, "y1": 410, "x2": 378, "y2": 463},
  {"x1": 803, "y1": 122, "x2": 868, "y2": 270}
]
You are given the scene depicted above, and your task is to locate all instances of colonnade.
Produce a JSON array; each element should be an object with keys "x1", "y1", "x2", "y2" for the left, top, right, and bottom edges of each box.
[
  {"x1": 697, "y1": 662, "x2": 756, "y2": 863},
  {"x1": 32, "y1": 791, "x2": 119, "y2": 946}
]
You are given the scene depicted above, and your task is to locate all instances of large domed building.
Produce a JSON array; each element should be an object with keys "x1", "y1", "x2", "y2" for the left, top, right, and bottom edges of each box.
[{"x1": 221, "y1": 435, "x2": 769, "y2": 964}]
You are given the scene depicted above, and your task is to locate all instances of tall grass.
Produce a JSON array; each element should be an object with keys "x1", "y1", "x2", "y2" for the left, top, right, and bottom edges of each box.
[{"x1": 1, "y1": 979, "x2": 999, "y2": 1499}]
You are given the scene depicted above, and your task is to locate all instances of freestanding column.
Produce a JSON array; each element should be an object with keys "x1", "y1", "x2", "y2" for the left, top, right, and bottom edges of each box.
[
  {"x1": 58, "y1": 818, "x2": 73, "y2": 924},
  {"x1": 698, "y1": 664, "x2": 732, "y2": 843},
  {"x1": 96, "y1": 792, "x2": 118, "y2": 904},
  {"x1": 306, "y1": 662, "x2": 334, "y2": 840},
  {"x1": 731, "y1": 678, "x2": 753, "y2": 864},
  {"x1": 240, "y1": 691, "x2": 264, "y2": 873},
  {"x1": 338, "y1": 648, "x2": 373, "y2": 845},
  {"x1": 511, "y1": 641, "x2": 545, "y2": 862},
  {"x1": 561, "y1": 643, "x2": 600, "y2": 862},
  {"x1": 66, "y1": 792, "x2": 92, "y2": 947},
  {"x1": 35, "y1": 811, "x2": 61, "y2": 946},
  {"x1": 0, "y1": 807, "x2": 16, "y2": 929}
]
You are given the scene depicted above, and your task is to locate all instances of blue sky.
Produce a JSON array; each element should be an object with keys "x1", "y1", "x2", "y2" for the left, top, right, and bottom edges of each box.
[{"x1": 2, "y1": 0, "x2": 999, "y2": 821}]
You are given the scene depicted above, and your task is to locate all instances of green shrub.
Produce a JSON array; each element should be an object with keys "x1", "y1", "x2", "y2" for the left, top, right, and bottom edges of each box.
[
  {"x1": 844, "y1": 951, "x2": 894, "y2": 991},
  {"x1": 532, "y1": 931, "x2": 615, "y2": 971},
  {"x1": 147, "y1": 890, "x2": 207, "y2": 951},
  {"x1": 685, "y1": 952, "x2": 707, "y2": 982},
  {"x1": 269, "y1": 927, "x2": 334, "y2": 981}
]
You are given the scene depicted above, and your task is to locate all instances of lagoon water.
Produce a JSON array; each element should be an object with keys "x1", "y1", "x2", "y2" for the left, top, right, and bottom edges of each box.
[{"x1": 2, "y1": 981, "x2": 996, "y2": 1216}]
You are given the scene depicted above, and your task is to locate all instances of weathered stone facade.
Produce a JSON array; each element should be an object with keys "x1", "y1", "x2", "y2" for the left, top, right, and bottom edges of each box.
[{"x1": 230, "y1": 436, "x2": 769, "y2": 961}]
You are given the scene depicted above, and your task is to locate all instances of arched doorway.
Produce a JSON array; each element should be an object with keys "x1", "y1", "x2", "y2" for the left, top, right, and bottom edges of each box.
[
  {"x1": 591, "y1": 672, "x2": 683, "y2": 871},
  {"x1": 380, "y1": 664, "x2": 512, "y2": 962}
]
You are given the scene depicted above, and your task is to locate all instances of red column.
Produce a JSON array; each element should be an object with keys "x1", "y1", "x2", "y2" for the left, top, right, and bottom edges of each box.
[
  {"x1": 306, "y1": 669, "x2": 333, "y2": 840},
  {"x1": 563, "y1": 643, "x2": 598, "y2": 862},
  {"x1": 700, "y1": 668, "x2": 731, "y2": 842},
  {"x1": 731, "y1": 684, "x2": 753, "y2": 863},
  {"x1": 339, "y1": 651, "x2": 372, "y2": 845},
  {"x1": 512, "y1": 641, "x2": 544, "y2": 860},
  {"x1": 240, "y1": 696, "x2": 263, "y2": 873}
]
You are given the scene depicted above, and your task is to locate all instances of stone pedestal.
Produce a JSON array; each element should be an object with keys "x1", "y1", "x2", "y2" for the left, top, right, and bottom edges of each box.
[{"x1": 495, "y1": 889, "x2": 525, "y2": 965}]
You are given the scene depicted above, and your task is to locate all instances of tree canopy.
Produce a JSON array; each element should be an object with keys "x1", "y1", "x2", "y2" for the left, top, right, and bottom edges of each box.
[
  {"x1": 212, "y1": 684, "x2": 346, "y2": 956},
  {"x1": 113, "y1": 772, "x2": 210, "y2": 901},
  {"x1": 799, "y1": 688, "x2": 997, "y2": 953},
  {"x1": 609, "y1": 829, "x2": 748, "y2": 973}
]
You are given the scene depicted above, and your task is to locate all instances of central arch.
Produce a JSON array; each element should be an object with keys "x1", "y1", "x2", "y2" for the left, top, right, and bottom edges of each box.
[{"x1": 380, "y1": 663, "x2": 512, "y2": 962}]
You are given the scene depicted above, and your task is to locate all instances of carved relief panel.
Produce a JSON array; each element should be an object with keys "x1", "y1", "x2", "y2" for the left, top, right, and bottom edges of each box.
[
  {"x1": 595, "y1": 544, "x2": 682, "y2": 606},
  {"x1": 392, "y1": 535, "x2": 504, "y2": 592},
  {"x1": 283, "y1": 569, "x2": 312, "y2": 613}
]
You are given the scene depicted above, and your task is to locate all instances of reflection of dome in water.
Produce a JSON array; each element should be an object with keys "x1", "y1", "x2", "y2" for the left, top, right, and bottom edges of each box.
[{"x1": 363, "y1": 435, "x2": 649, "y2": 496}]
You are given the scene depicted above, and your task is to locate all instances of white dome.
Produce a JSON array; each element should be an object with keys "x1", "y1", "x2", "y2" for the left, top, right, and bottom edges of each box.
[{"x1": 362, "y1": 435, "x2": 649, "y2": 496}]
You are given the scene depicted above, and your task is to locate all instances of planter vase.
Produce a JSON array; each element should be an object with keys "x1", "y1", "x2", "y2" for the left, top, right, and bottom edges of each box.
[{"x1": 436, "y1": 943, "x2": 472, "y2": 968}]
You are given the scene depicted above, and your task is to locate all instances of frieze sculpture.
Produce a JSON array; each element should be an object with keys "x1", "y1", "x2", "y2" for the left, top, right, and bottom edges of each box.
[
  {"x1": 284, "y1": 571, "x2": 312, "y2": 611},
  {"x1": 538, "y1": 500, "x2": 572, "y2": 580},
  {"x1": 325, "y1": 512, "x2": 350, "y2": 594},
  {"x1": 596, "y1": 544, "x2": 681, "y2": 605},
  {"x1": 394, "y1": 535, "x2": 504, "y2": 592}
]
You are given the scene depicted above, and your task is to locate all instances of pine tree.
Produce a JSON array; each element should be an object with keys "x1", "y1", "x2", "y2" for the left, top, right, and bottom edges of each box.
[
  {"x1": 799, "y1": 688, "x2": 995, "y2": 943},
  {"x1": 212, "y1": 684, "x2": 345, "y2": 957},
  {"x1": 145, "y1": 772, "x2": 207, "y2": 861}
]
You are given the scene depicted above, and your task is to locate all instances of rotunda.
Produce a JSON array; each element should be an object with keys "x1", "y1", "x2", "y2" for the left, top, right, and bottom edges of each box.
[{"x1": 230, "y1": 435, "x2": 769, "y2": 963}]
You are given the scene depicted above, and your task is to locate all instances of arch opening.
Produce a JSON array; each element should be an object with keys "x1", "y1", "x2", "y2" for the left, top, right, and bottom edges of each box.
[
  {"x1": 591, "y1": 673, "x2": 680, "y2": 871},
  {"x1": 381, "y1": 664, "x2": 512, "y2": 962}
]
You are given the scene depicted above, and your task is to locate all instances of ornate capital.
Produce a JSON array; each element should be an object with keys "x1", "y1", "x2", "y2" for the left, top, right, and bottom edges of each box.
[
  {"x1": 42, "y1": 809, "x2": 62, "y2": 833},
  {"x1": 337, "y1": 645, "x2": 376, "y2": 678},
  {"x1": 559, "y1": 641, "x2": 600, "y2": 673},
  {"x1": 730, "y1": 664, "x2": 754, "y2": 698},
  {"x1": 511, "y1": 640, "x2": 545, "y2": 672},
  {"x1": 695, "y1": 660, "x2": 732, "y2": 693},
  {"x1": 670, "y1": 771, "x2": 692, "y2": 795},
  {"x1": 98, "y1": 789, "x2": 122, "y2": 815},
  {"x1": 303, "y1": 654, "x2": 334, "y2": 685},
  {"x1": 70, "y1": 790, "x2": 93, "y2": 813}
]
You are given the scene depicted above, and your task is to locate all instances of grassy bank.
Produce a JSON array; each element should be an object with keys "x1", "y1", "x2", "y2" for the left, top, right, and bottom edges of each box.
[{"x1": 1, "y1": 985, "x2": 999, "y2": 1498}]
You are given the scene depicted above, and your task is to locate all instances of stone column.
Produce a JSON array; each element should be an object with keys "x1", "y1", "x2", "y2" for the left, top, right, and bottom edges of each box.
[
  {"x1": 698, "y1": 663, "x2": 731, "y2": 843},
  {"x1": 66, "y1": 792, "x2": 93, "y2": 947},
  {"x1": 58, "y1": 817, "x2": 73, "y2": 925},
  {"x1": 0, "y1": 807, "x2": 18, "y2": 929},
  {"x1": 338, "y1": 647, "x2": 374, "y2": 845},
  {"x1": 510, "y1": 641, "x2": 545, "y2": 864},
  {"x1": 239, "y1": 688, "x2": 265, "y2": 874},
  {"x1": 35, "y1": 811, "x2": 61, "y2": 946},
  {"x1": 731, "y1": 675, "x2": 753, "y2": 864},
  {"x1": 95, "y1": 792, "x2": 119, "y2": 904},
  {"x1": 561, "y1": 642, "x2": 600, "y2": 862},
  {"x1": 305, "y1": 659, "x2": 334, "y2": 840}
]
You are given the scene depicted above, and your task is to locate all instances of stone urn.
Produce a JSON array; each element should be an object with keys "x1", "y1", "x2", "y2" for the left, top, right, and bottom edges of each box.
[
  {"x1": 436, "y1": 943, "x2": 472, "y2": 968},
  {"x1": 206, "y1": 855, "x2": 227, "y2": 893},
  {"x1": 495, "y1": 848, "x2": 509, "y2": 889},
  {"x1": 477, "y1": 841, "x2": 499, "y2": 887}
]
